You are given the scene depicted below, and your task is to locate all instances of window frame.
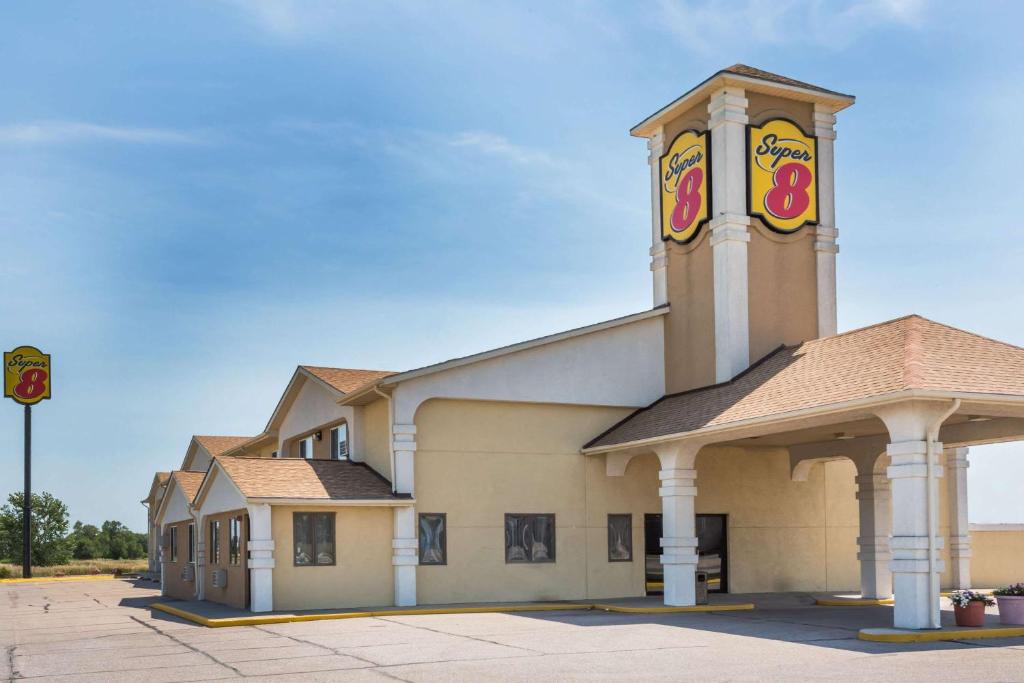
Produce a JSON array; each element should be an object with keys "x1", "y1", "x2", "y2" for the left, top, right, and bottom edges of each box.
[
  {"x1": 169, "y1": 525, "x2": 178, "y2": 563},
  {"x1": 504, "y1": 513, "x2": 556, "y2": 564},
  {"x1": 418, "y1": 512, "x2": 447, "y2": 566},
  {"x1": 330, "y1": 423, "x2": 349, "y2": 461},
  {"x1": 607, "y1": 513, "x2": 633, "y2": 562},
  {"x1": 187, "y1": 523, "x2": 195, "y2": 564},
  {"x1": 210, "y1": 520, "x2": 221, "y2": 565},
  {"x1": 228, "y1": 517, "x2": 241, "y2": 566},
  {"x1": 292, "y1": 512, "x2": 336, "y2": 567}
]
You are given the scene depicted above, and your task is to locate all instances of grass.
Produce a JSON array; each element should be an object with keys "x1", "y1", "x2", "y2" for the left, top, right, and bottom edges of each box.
[{"x1": 0, "y1": 558, "x2": 148, "y2": 578}]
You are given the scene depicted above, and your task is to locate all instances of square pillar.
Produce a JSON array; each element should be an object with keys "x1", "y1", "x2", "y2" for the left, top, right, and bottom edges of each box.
[
  {"x1": 856, "y1": 473, "x2": 892, "y2": 599},
  {"x1": 393, "y1": 506, "x2": 418, "y2": 606},
  {"x1": 194, "y1": 514, "x2": 206, "y2": 600},
  {"x1": 246, "y1": 503, "x2": 275, "y2": 613},
  {"x1": 945, "y1": 447, "x2": 971, "y2": 589},
  {"x1": 812, "y1": 103, "x2": 839, "y2": 338},
  {"x1": 647, "y1": 129, "x2": 669, "y2": 307}
]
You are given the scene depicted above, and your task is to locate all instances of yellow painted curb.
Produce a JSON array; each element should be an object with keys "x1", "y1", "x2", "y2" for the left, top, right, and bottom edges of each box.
[
  {"x1": 815, "y1": 597, "x2": 894, "y2": 606},
  {"x1": 0, "y1": 574, "x2": 118, "y2": 585},
  {"x1": 859, "y1": 626, "x2": 1024, "y2": 643},
  {"x1": 151, "y1": 600, "x2": 754, "y2": 628}
]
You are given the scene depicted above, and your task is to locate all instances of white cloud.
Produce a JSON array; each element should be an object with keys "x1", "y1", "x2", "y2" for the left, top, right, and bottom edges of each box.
[
  {"x1": 0, "y1": 121, "x2": 204, "y2": 145},
  {"x1": 658, "y1": 0, "x2": 927, "y2": 52},
  {"x1": 446, "y1": 131, "x2": 560, "y2": 168}
]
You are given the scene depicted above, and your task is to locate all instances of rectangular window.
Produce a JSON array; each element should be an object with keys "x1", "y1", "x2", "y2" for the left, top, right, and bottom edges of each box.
[
  {"x1": 169, "y1": 526, "x2": 178, "y2": 563},
  {"x1": 330, "y1": 424, "x2": 349, "y2": 460},
  {"x1": 187, "y1": 523, "x2": 195, "y2": 563},
  {"x1": 504, "y1": 514, "x2": 555, "y2": 563},
  {"x1": 298, "y1": 437, "x2": 313, "y2": 459},
  {"x1": 607, "y1": 514, "x2": 633, "y2": 562},
  {"x1": 229, "y1": 517, "x2": 241, "y2": 565},
  {"x1": 293, "y1": 512, "x2": 335, "y2": 566},
  {"x1": 418, "y1": 513, "x2": 446, "y2": 565},
  {"x1": 210, "y1": 520, "x2": 221, "y2": 564}
]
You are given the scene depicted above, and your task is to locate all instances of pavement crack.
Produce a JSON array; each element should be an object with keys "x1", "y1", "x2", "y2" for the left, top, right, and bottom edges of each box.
[
  {"x1": 251, "y1": 624, "x2": 378, "y2": 667},
  {"x1": 7, "y1": 644, "x2": 19, "y2": 680},
  {"x1": 376, "y1": 615, "x2": 544, "y2": 655},
  {"x1": 129, "y1": 615, "x2": 243, "y2": 677}
]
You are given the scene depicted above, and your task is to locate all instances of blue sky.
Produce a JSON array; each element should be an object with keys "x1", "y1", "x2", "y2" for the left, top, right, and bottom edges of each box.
[{"x1": 1, "y1": 0, "x2": 1022, "y2": 530}]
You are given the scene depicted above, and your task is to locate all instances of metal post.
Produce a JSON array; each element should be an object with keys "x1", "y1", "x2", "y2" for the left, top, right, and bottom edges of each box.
[{"x1": 23, "y1": 404, "x2": 31, "y2": 578}]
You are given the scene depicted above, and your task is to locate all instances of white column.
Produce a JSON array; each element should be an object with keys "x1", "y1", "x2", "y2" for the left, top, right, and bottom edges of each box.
[
  {"x1": 856, "y1": 472, "x2": 892, "y2": 599},
  {"x1": 158, "y1": 525, "x2": 167, "y2": 595},
  {"x1": 392, "y1": 423, "x2": 418, "y2": 606},
  {"x1": 194, "y1": 517, "x2": 205, "y2": 600},
  {"x1": 813, "y1": 103, "x2": 838, "y2": 338},
  {"x1": 708, "y1": 87, "x2": 750, "y2": 382},
  {"x1": 945, "y1": 447, "x2": 972, "y2": 589},
  {"x1": 246, "y1": 504, "x2": 275, "y2": 613},
  {"x1": 655, "y1": 443, "x2": 701, "y2": 606},
  {"x1": 647, "y1": 128, "x2": 669, "y2": 307}
]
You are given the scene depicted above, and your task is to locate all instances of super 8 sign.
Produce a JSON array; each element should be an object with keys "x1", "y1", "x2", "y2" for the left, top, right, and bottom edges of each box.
[
  {"x1": 747, "y1": 118, "x2": 819, "y2": 233},
  {"x1": 659, "y1": 129, "x2": 711, "y2": 244},
  {"x1": 4, "y1": 346, "x2": 51, "y2": 406}
]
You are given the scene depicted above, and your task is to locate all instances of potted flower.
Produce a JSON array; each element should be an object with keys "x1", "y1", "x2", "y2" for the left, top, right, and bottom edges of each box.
[
  {"x1": 994, "y1": 583, "x2": 1024, "y2": 625},
  {"x1": 949, "y1": 590, "x2": 994, "y2": 627}
]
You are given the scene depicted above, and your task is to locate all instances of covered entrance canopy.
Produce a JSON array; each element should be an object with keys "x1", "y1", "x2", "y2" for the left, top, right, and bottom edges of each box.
[{"x1": 583, "y1": 315, "x2": 1024, "y2": 629}]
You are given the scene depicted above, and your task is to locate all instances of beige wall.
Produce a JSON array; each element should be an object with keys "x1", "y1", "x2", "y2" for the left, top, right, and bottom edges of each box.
[
  {"x1": 359, "y1": 397, "x2": 392, "y2": 482},
  {"x1": 970, "y1": 528, "x2": 1024, "y2": 588},
  {"x1": 203, "y1": 509, "x2": 248, "y2": 609},
  {"x1": 162, "y1": 521, "x2": 197, "y2": 601},
  {"x1": 413, "y1": 399, "x2": 865, "y2": 603},
  {"x1": 271, "y1": 505, "x2": 393, "y2": 610},
  {"x1": 664, "y1": 233, "x2": 717, "y2": 393}
]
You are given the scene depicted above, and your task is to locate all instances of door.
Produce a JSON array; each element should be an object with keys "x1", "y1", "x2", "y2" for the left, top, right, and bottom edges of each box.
[{"x1": 644, "y1": 513, "x2": 728, "y2": 594}]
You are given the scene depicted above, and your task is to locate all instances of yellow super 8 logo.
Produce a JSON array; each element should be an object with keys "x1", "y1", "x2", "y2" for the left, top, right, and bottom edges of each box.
[
  {"x1": 747, "y1": 118, "x2": 818, "y2": 233},
  {"x1": 659, "y1": 129, "x2": 711, "y2": 244},
  {"x1": 4, "y1": 346, "x2": 51, "y2": 406}
]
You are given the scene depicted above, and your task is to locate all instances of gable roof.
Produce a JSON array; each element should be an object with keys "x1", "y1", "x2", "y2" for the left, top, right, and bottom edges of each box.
[
  {"x1": 141, "y1": 471, "x2": 171, "y2": 505},
  {"x1": 171, "y1": 470, "x2": 207, "y2": 504},
  {"x1": 585, "y1": 315, "x2": 1024, "y2": 450},
  {"x1": 301, "y1": 366, "x2": 396, "y2": 394},
  {"x1": 194, "y1": 435, "x2": 252, "y2": 457},
  {"x1": 215, "y1": 456, "x2": 398, "y2": 501}
]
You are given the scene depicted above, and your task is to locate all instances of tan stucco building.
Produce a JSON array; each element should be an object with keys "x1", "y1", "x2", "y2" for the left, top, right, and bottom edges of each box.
[{"x1": 146, "y1": 66, "x2": 1024, "y2": 630}]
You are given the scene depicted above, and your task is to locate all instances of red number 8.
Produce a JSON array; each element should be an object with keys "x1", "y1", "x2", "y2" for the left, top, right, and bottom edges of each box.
[
  {"x1": 764, "y1": 162, "x2": 812, "y2": 220},
  {"x1": 14, "y1": 369, "x2": 47, "y2": 400},
  {"x1": 670, "y1": 167, "x2": 704, "y2": 232}
]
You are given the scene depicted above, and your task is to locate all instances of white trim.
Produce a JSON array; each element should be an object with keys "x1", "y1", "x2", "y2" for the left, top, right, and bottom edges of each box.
[
  {"x1": 245, "y1": 497, "x2": 415, "y2": 506},
  {"x1": 970, "y1": 524, "x2": 1024, "y2": 532}
]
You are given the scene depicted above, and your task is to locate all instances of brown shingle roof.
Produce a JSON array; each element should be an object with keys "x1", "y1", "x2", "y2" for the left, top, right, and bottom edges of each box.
[
  {"x1": 156, "y1": 472, "x2": 170, "y2": 483},
  {"x1": 195, "y1": 435, "x2": 253, "y2": 457},
  {"x1": 722, "y1": 64, "x2": 851, "y2": 97},
  {"x1": 301, "y1": 366, "x2": 396, "y2": 394},
  {"x1": 587, "y1": 315, "x2": 1024, "y2": 449},
  {"x1": 171, "y1": 471, "x2": 207, "y2": 503},
  {"x1": 215, "y1": 457, "x2": 397, "y2": 500}
]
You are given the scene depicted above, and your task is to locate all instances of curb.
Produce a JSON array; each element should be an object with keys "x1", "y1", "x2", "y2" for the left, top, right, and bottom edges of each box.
[
  {"x1": 0, "y1": 574, "x2": 119, "y2": 585},
  {"x1": 859, "y1": 625, "x2": 1024, "y2": 642},
  {"x1": 151, "y1": 600, "x2": 756, "y2": 628},
  {"x1": 815, "y1": 597, "x2": 894, "y2": 606}
]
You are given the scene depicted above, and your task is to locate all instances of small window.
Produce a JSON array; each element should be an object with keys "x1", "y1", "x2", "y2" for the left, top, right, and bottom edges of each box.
[
  {"x1": 187, "y1": 523, "x2": 195, "y2": 563},
  {"x1": 229, "y1": 517, "x2": 241, "y2": 565},
  {"x1": 330, "y1": 424, "x2": 349, "y2": 460},
  {"x1": 607, "y1": 514, "x2": 632, "y2": 562},
  {"x1": 169, "y1": 526, "x2": 178, "y2": 563},
  {"x1": 210, "y1": 520, "x2": 221, "y2": 565},
  {"x1": 505, "y1": 514, "x2": 555, "y2": 563},
  {"x1": 418, "y1": 513, "x2": 446, "y2": 565},
  {"x1": 293, "y1": 512, "x2": 335, "y2": 566},
  {"x1": 298, "y1": 437, "x2": 313, "y2": 459}
]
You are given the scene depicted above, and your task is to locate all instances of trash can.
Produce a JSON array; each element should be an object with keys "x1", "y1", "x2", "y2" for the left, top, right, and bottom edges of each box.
[{"x1": 695, "y1": 571, "x2": 709, "y2": 605}]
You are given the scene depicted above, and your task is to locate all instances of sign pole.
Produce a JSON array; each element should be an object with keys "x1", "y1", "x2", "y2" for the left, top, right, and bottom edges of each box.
[{"x1": 23, "y1": 404, "x2": 31, "y2": 578}]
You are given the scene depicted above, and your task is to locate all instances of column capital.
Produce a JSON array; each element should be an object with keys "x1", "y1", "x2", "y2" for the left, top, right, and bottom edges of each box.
[{"x1": 708, "y1": 87, "x2": 748, "y2": 128}]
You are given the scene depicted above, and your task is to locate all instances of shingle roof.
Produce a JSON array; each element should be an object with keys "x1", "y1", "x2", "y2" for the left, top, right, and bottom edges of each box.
[
  {"x1": 156, "y1": 472, "x2": 170, "y2": 484},
  {"x1": 170, "y1": 471, "x2": 207, "y2": 503},
  {"x1": 586, "y1": 315, "x2": 1024, "y2": 449},
  {"x1": 215, "y1": 457, "x2": 397, "y2": 500},
  {"x1": 195, "y1": 435, "x2": 253, "y2": 457},
  {"x1": 301, "y1": 366, "x2": 396, "y2": 394},
  {"x1": 722, "y1": 64, "x2": 850, "y2": 97}
]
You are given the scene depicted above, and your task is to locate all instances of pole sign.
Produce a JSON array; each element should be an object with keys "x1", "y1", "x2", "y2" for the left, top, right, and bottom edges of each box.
[
  {"x1": 747, "y1": 118, "x2": 819, "y2": 233},
  {"x1": 4, "y1": 346, "x2": 51, "y2": 405}
]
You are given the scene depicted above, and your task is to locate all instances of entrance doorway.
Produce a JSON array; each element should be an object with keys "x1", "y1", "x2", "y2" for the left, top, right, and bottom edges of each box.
[{"x1": 643, "y1": 513, "x2": 728, "y2": 594}]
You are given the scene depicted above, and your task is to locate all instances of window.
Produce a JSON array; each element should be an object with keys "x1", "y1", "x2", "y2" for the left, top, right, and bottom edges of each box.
[
  {"x1": 169, "y1": 526, "x2": 178, "y2": 563},
  {"x1": 271, "y1": 450, "x2": 279, "y2": 459},
  {"x1": 504, "y1": 514, "x2": 555, "y2": 563},
  {"x1": 418, "y1": 513, "x2": 446, "y2": 565},
  {"x1": 293, "y1": 512, "x2": 335, "y2": 566},
  {"x1": 229, "y1": 517, "x2": 241, "y2": 565},
  {"x1": 210, "y1": 520, "x2": 221, "y2": 564},
  {"x1": 187, "y1": 523, "x2": 195, "y2": 563},
  {"x1": 607, "y1": 514, "x2": 632, "y2": 562},
  {"x1": 298, "y1": 436, "x2": 313, "y2": 459},
  {"x1": 330, "y1": 424, "x2": 349, "y2": 460}
]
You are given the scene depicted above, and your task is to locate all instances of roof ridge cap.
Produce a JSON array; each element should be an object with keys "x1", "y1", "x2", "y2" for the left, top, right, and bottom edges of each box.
[{"x1": 902, "y1": 317, "x2": 926, "y2": 388}]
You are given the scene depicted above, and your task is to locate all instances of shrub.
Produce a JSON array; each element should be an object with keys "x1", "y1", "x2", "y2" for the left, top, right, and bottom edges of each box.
[
  {"x1": 949, "y1": 590, "x2": 995, "y2": 608},
  {"x1": 993, "y1": 583, "x2": 1024, "y2": 597}
]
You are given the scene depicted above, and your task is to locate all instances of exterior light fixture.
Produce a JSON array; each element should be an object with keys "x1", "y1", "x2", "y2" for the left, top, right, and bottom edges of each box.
[{"x1": 315, "y1": 430, "x2": 323, "y2": 441}]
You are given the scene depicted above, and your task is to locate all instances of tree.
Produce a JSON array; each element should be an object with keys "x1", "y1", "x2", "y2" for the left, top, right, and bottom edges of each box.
[
  {"x1": 0, "y1": 491, "x2": 72, "y2": 566},
  {"x1": 98, "y1": 520, "x2": 146, "y2": 559},
  {"x1": 67, "y1": 521, "x2": 102, "y2": 560}
]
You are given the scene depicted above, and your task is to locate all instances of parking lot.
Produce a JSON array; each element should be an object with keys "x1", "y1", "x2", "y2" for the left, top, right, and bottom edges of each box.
[{"x1": 2, "y1": 578, "x2": 1024, "y2": 682}]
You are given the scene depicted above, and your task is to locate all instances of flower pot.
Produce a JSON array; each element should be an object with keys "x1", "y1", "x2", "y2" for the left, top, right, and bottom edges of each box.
[
  {"x1": 954, "y1": 601, "x2": 987, "y2": 627},
  {"x1": 996, "y1": 595, "x2": 1024, "y2": 625}
]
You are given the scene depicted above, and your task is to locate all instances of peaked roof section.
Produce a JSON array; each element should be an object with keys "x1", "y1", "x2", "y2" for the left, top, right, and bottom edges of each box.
[
  {"x1": 141, "y1": 471, "x2": 171, "y2": 504},
  {"x1": 586, "y1": 315, "x2": 1024, "y2": 450},
  {"x1": 195, "y1": 435, "x2": 253, "y2": 457},
  {"x1": 721, "y1": 64, "x2": 846, "y2": 96},
  {"x1": 215, "y1": 457, "x2": 398, "y2": 501},
  {"x1": 301, "y1": 366, "x2": 396, "y2": 394},
  {"x1": 170, "y1": 470, "x2": 207, "y2": 504}
]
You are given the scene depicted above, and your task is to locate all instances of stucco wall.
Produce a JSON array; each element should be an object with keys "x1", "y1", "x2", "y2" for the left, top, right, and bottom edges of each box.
[
  {"x1": 270, "y1": 505, "x2": 393, "y2": 610},
  {"x1": 162, "y1": 521, "x2": 196, "y2": 601},
  {"x1": 970, "y1": 526, "x2": 1024, "y2": 588},
  {"x1": 358, "y1": 397, "x2": 392, "y2": 482},
  {"x1": 413, "y1": 399, "x2": 865, "y2": 603},
  {"x1": 202, "y1": 509, "x2": 248, "y2": 609}
]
